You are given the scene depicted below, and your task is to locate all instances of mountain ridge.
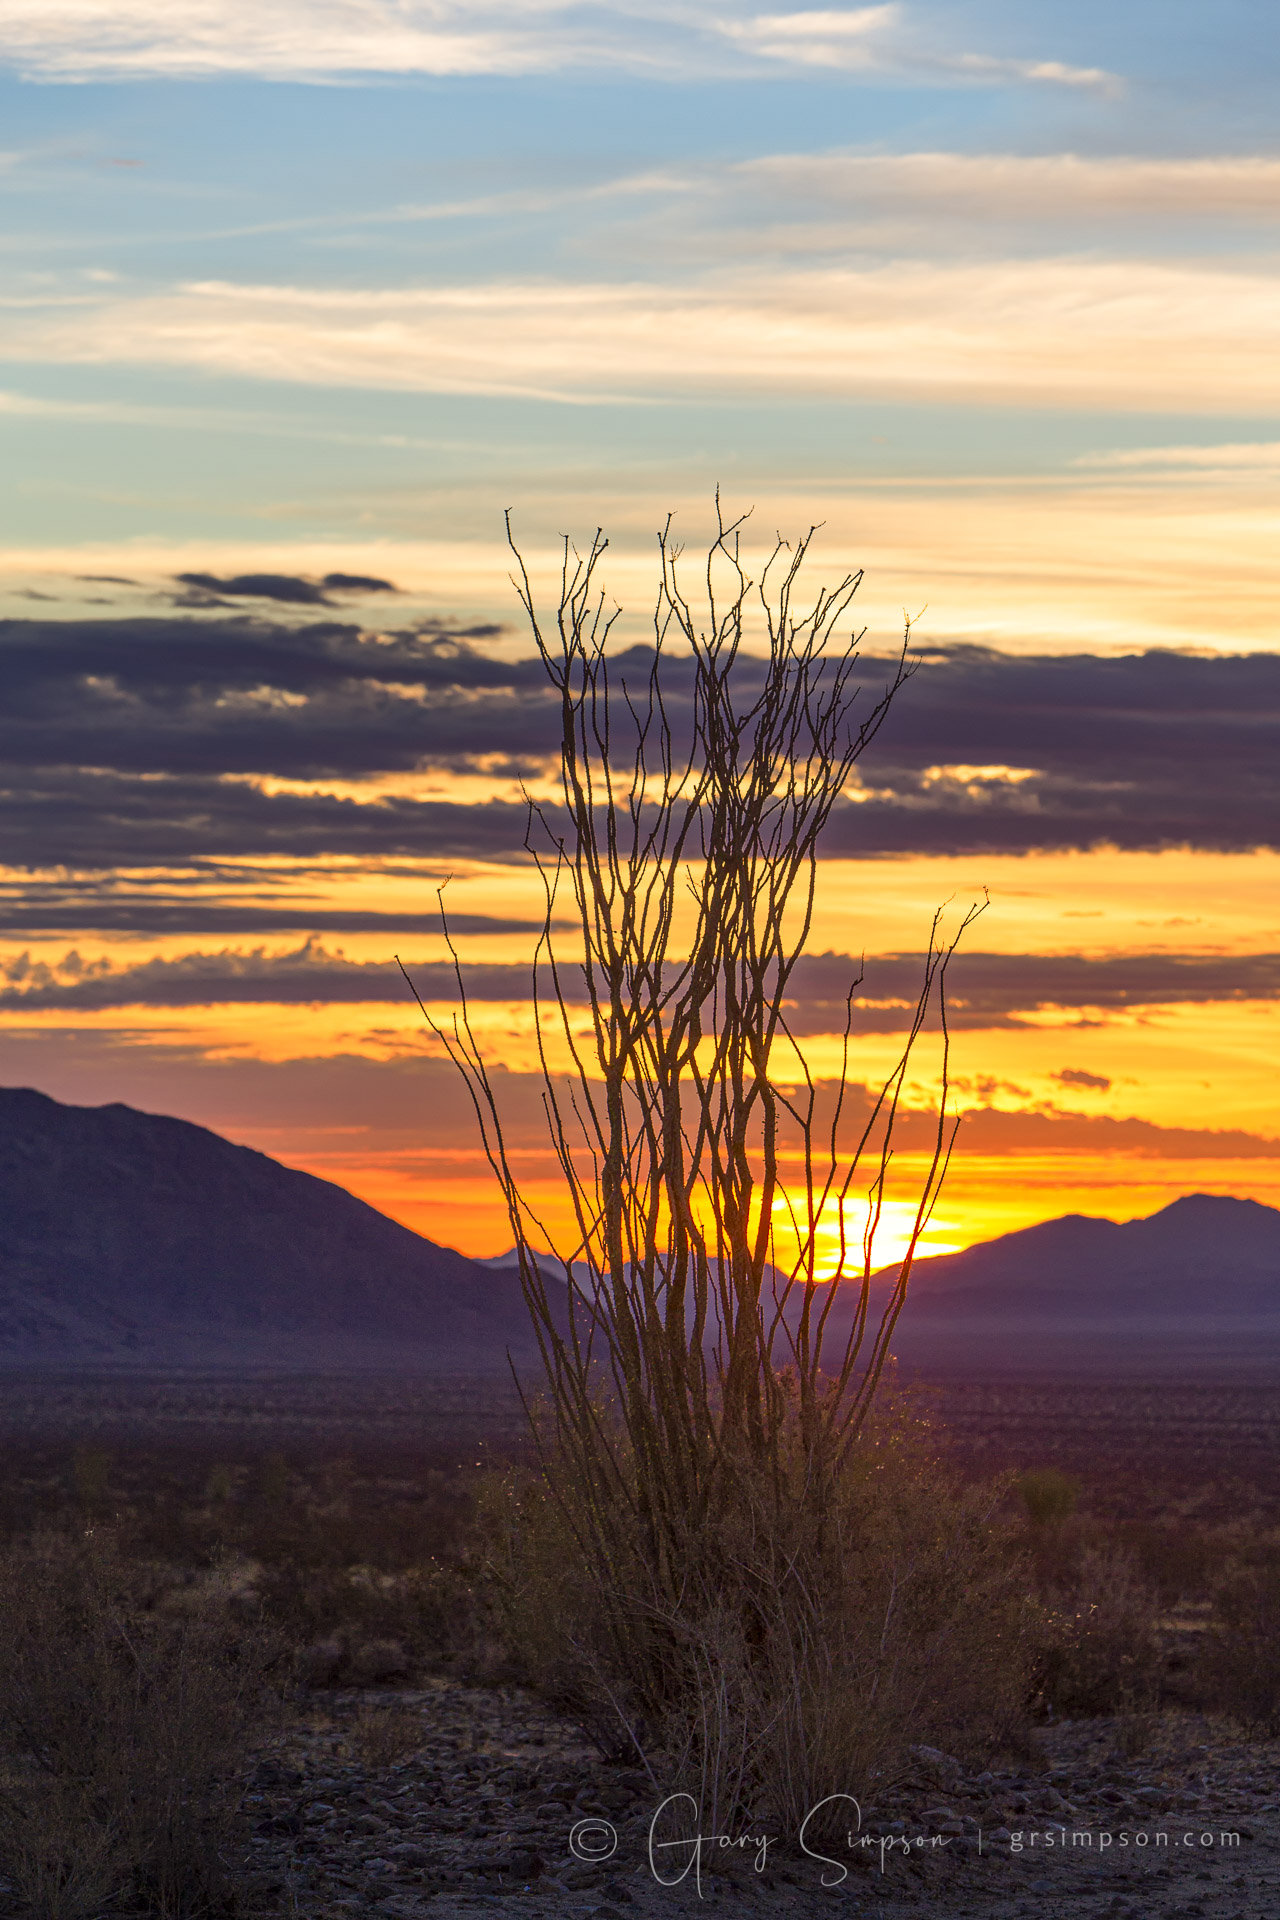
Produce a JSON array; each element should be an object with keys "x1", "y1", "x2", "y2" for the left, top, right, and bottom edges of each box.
[
  {"x1": 0, "y1": 1085, "x2": 545, "y2": 1368},
  {"x1": 887, "y1": 1192, "x2": 1280, "y2": 1319}
]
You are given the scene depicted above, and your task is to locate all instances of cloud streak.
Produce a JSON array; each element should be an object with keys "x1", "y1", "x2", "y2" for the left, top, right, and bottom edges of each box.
[
  {"x1": 174, "y1": 571, "x2": 399, "y2": 608},
  {"x1": 729, "y1": 152, "x2": 1280, "y2": 226},
  {"x1": 0, "y1": 1, "x2": 1117, "y2": 90},
  {"x1": 8, "y1": 258, "x2": 1275, "y2": 414}
]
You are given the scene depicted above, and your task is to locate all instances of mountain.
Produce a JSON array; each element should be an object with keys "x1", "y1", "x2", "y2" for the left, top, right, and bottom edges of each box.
[
  {"x1": 890, "y1": 1195, "x2": 1280, "y2": 1320},
  {"x1": 0, "y1": 1086, "x2": 549, "y2": 1368},
  {"x1": 806, "y1": 1194, "x2": 1280, "y2": 1373}
]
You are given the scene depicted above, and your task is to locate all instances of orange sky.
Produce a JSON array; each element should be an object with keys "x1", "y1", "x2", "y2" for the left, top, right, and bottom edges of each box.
[{"x1": 2, "y1": 840, "x2": 1275, "y2": 1260}]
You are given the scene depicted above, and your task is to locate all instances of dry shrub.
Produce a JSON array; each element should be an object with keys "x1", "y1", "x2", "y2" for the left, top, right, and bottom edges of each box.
[
  {"x1": 345, "y1": 1705, "x2": 426, "y2": 1773},
  {"x1": 0, "y1": 1530, "x2": 281, "y2": 1917},
  {"x1": 1034, "y1": 1545, "x2": 1163, "y2": 1717},
  {"x1": 484, "y1": 1404, "x2": 1032, "y2": 1825},
  {"x1": 0, "y1": 1783, "x2": 126, "y2": 1920},
  {"x1": 1201, "y1": 1552, "x2": 1280, "y2": 1735},
  {"x1": 260, "y1": 1556, "x2": 478, "y2": 1680},
  {"x1": 1120, "y1": 1520, "x2": 1222, "y2": 1606},
  {"x1": 1017, "y1": 1468, "x2": 1078, "y2": 1529}
]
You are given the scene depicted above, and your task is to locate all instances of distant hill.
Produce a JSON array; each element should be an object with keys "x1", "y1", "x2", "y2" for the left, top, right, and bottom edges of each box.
[
  {"x1": 891, "y1": 1195, "x2": 1280, "y2": 1319},
  {"x1": 813, "y1": 1194, "x2": 1280, "y2": 1373},
  {"x1": 0, "y1": 1087, "x2": 549, "y2": 1368}
]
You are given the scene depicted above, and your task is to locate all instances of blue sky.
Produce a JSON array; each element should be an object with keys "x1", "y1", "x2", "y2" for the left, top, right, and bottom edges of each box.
[{"x1": 1, "y1": 0, "x2": 1277, "y2": 649}]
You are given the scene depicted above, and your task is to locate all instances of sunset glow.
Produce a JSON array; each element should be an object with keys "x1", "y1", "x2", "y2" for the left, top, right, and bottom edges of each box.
[{"x1": 0, "y1": 3, "x2": 1275, "y2": 1268}]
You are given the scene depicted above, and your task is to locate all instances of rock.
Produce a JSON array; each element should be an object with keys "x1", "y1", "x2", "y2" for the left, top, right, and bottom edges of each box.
[
  {"x1": 477, "y1": 1846, "x2": 541, "y2": 1877},
  {"x1": 256, "y1": 1811, "x2": 303, "y2": 1837},
  {"x1": 384, "y1": 1843, "x2": 439, "y2": 1867},
  {"x1": 565, "y1": 1865, "x2": 605, "y2": 1890}
]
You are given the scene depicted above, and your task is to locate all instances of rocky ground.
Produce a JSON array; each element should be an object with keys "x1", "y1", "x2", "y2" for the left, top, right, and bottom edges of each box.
[{"x1": 230, "y1": 1681, "x2": 1280, "y2": 1920}]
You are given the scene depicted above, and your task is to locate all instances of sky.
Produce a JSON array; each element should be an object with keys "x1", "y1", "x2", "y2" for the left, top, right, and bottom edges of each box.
[{"x1": 0, "y1": 0, "x2": 1277, "y2": 1264}]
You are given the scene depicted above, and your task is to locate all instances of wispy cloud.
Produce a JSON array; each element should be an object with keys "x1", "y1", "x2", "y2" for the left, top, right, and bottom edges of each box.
[
  {"x1": 730, "y1": 151, "x2": 1280, "y2": 224},
  {"x1": 561, "y1": 149, "x2": 1280, "y2": 269},
  {"x1": 1, "y1": 0, "x2": 1119, "y2": 91},
  {"x1": 6, "y1": 258, "x2": 1278, "y2": 413},
  {"x1": 0, "y1": 1, "x2": 563, "y2": 81},
  {"x1": 939, "y1": 52, "x2": 1118, "y2": 94},
  {"x1": 1076, "y1": 441, "x2": 1280, "y2": 471},
  {"x1": 125, "y1": 151, "x2": 1273, "y2": 275},
  {"x1": 722, "y1": 5, "x2": 896, "y2": 70}
]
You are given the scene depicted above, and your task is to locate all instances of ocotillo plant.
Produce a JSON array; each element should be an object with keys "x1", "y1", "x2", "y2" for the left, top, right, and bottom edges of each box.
[{"x1": 406, "y1": 502, "x2": 986, "y2": 1791}]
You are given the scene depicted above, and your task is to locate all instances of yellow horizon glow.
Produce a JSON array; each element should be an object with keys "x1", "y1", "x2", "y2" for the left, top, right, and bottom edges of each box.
[{"x1": 4, "y1": 458, "x2": 1280, "y2": 653}]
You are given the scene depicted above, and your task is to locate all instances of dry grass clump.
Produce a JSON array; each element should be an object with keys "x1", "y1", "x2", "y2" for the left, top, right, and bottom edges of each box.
[
  {"x1": 485, "y1": 1397, "x2": 1032, "y2": 1826},
  {"x1": 344, "y1": 1705, "x2": 427, "y2": 1773},
  {"x1": 0, "y1": 1530, "x2": 281, "y2": 1918},
  {"x1": 261, "y1": 1556, "x2": 479, "y2": 1687}
]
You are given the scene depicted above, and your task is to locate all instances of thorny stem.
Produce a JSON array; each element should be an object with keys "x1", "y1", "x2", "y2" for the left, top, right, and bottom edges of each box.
[{"x1": 406, "y1": 502, "x2": 978, "y2": 1628}]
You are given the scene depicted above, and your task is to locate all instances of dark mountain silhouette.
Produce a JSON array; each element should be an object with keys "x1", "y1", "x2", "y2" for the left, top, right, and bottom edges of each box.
[
  {"x1": 490, "y1": 1196, "x2": 1280, "y2": 1375},
  {"x1": 0, "y1": 1087, "x2": 549, "y2": 1368},
  {"x1": 808, "y1": 1194, "x2": 1280, "y2": 1373},
  {"x1": 889, "y1": 1195, "x2": 1280, "y2": 1319}
]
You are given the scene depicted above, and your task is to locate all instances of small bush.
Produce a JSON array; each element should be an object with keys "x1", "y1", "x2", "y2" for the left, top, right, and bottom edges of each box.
[
  {"x1": 1112, "y1": 1709, "x2": 1158, "y2": 1760},
  {"x1": 70, "y1": 1448, "x2": 113, "y2": 1515},
  {"x1": 1034, "y1": 1545, "x2": 1163, "y2": 1717},
  {"x1": 1201, "y1": 1552, "x2": 1280, "y2": 1735},
  {"x1": 261, "y1": 1553, "x2": 479, "y2": 1682},
  {"x1": 0, "y1": 1530, "x2": 281, "y2": 1917},
  {"x1": 1018, "y1": 1468, "x2": 1078, "y2": 1528},
  {"x1": 1119, "y1": 1520, "x2": 1223, "y2": 1606}
]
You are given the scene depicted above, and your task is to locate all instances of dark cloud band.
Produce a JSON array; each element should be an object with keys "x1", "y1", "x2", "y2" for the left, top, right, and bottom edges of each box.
[
  {"x1": 2, "y1": 943, "x2": 1274, "y2": 1020},
  {"x1": 0, "y1": 616, "x2": 1277, "y2": 883}
]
